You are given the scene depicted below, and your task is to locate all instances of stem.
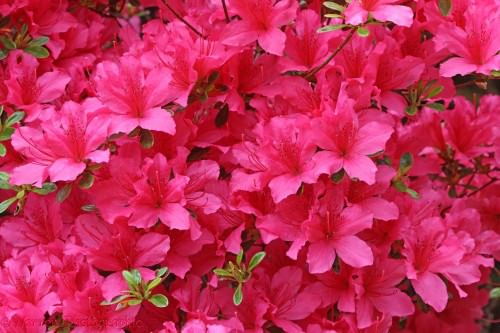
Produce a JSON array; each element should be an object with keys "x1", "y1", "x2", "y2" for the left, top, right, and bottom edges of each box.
[
  {"x1": 467, "y1": 178, "x2": 498, "y2": 197},
  {"x1": 221, "y1": 0, "x2": 230, "y2": 23},
  {"x1": 161, "y1": 0, "x2": 206, "y2": 38},
  {"x1": 305, "y1": 28, "x2": 355, "y2": 79}
]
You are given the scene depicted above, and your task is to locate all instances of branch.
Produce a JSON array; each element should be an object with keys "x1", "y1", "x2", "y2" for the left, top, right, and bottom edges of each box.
[
  {"x1": 305, "y1": 28, "x2": 355, "y2": 79},
  {"x1": 161, "y1": 0, "x2": 206, "y2": 38},
  {"x1": 221, "y1": 0, "x2": 230, "y2": 23}
]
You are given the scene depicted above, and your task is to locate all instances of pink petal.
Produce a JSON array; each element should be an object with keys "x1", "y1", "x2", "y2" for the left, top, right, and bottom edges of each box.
[
  {"x1": 10, "y1": 163, "x2": 48, "y2": 187},
  {"x1": 411, "y1": 272, "x2": 448, "y2": 312},
  {"x1": 334, "y1": 235, "x2": 373, "y2": 267},
  {"x1": 371, "y1": 4, "x2": 414, "y2": 27},
  {"x1": 343, "y1": 154, "x2": 378, "y2": 184},
  {"x1": 307, "y1": 240, "x2": 336, "y2": 274},
  {"x1": 354, "y1": 122, "x2": 393, "y2": 156},
  {"x1": 440, "y1": 57, "x2": 478, "y2": 77},
  {"x1": 268, "y1": 174, "x2": 302, "y2": 203},
  {"x1": 359, "y1": 197, "x2": 399, "y2": 221},
  {"x1": 86, "y1": 149, "x2": 110, "y2": 164},
  {"x1": 139, "y1": 107, "x2": 176, "y2": 134},
  {"x1": 158, "y1": 203, "x2": 191, "y2": 230},
  {"x1": 345, "y1": 1, "x2": 368, "y2": 26},
  {"x1": 222, "y1": 20, "x2": 259, "y2": 46},
  {"x1": 370, "y1": 289, "x2": 414, "y2": 316},
  {"x1": 48, "y1": 158, "x2": 86, "y2": 182},
  {"x1": 258, "y1": 28, "x2": 286, "y2": 56},
  {"x1": 134, "y1": 232, "x2": 171, "y2": 267},
  {"x1": 37, "y1": 71, "x2": 71, "y2": 103}
]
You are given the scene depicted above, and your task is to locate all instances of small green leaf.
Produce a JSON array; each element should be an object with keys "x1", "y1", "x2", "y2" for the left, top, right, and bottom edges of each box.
[
  {"x1": 214, "y1": 268, "x2": 233, "y2": 278},
  {"x1": 399, "y1": 153, "x2": 413, "y2": 175},
  {"x1": 147, "y1": 277, "x2": 163, "y2": 291},
  {"x1": 330, "y1": 169, "x2": 345, "y2": 183},
  {"x1": 127, "y1": 299, "x2": 143, "y2": 306},
  {"x1": 20, "y1": 24, "x2": 28, "y2": 37},
  {"x1": 0, "y1": 197, "x2": 17, "y2": 214},
  {"x1": 248, "y1": 251, "x2": 266, "y2": 272},
  {"x1": 426, "y1": 102, "x2": 445, "y2": 112},
  {"x1": 405, "y1": 104, "x2": 418, "y2": 116},
  {"x1": 122, "y1": 270, "x2": 139, "y2": 290},
  {"x1": 56, "y1": 184, "x2": 72, "y2": 202},
  {"x1": 81, "y1": 204, "x2": 97, "y2": 212},
  {"x1": 15, "y1": 190, "x2": 25, "y2": 200},
  {"x1": 0, "y1": 172, "x2": 10, "y2": 190},
  {"x1": 148, "y1": 294, "x2": 169, "y2": 308},
  {"x1": 140, "y1": 129, "x2": 154, "y2": 148},
  {"x1": 393, "y1": 180, "x2": 419, "y2": 199},
  {"x1": 0, "y1": 49, "x2": 7, "y2": 60},
  {"x1": 24, "y1": 45, "x2": 50, "y2": 58},
  {"x1": 0, "y1": 36, "x2": 16, "y2": 50},
  {"x1": 317, "y1": 24, "x2": 348, "y2": 33},
  {"x1": 31, "y1": 182, "x2": 57, "y2": 195},
  {"x1": 323, "y1": 1, "x2": 345, "y2": 12},
  {"x1": 492, "y1": 70, "x2": 500, "y2": 77},
  {"x1": 324, "y1": 14, "x2": 343, "y2": 19},
  {"x1": 438, "y1": 0, "x2": 452, "y2": 16},
  {"x1": 0, "y1": 127, "x2": 14, "y2": 141},
  {"x1": 236, "y1": 249, "x2": 244, "y2": 266},
  {"x1": 100, "y1": 295, "x2": 129, "y2": 305},
  {"x1": 155, "y1": 267, "x2": 169, "y2": 278},
  {"x1": 425, "y1": 85, "x2": 444, "y2": 98},
  {"x1": 0, "y1": 143, "x2": 6, "y2": 157},
  {"x1": 490, "y1": 287, "x2": 500, "y2": 299},
  {"x1": 78, "y1": 173, "x2": 95, "y2": 189},
  {"x1": 356, "y1": 27, "x2": 370, "y2": 37},
  {"x1": 27, "y1": 36, "x2": 49, "y2": 47},
  {"x1": 233, "y1": 284, "x2": 243, "y2": 306},
  {"x1": 5, "y1": 111, "x2": 25, "y2": 127}
]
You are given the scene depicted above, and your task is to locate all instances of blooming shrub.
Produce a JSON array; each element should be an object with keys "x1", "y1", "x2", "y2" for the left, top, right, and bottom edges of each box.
[{"x1": 0, "y1": 0, "x2": 499, "y2": 332}]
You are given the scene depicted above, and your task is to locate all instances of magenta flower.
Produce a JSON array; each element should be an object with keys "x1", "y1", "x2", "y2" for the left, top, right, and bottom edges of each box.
[
  {"x1": 222, "y1": 0, "x2": 298, "y2": 55},
  {"x1": 10, "y1": 100, "x2": 109, "y2": 186},
  {"x1": 345, "y1": 0, "x2": 414, "y2": 27},
  {"x1": 312, "y1": 108, "x2": 393, "y2": 185},
  {"x1": 95, "y1": 56, "x2": 176, "y2": 135}
]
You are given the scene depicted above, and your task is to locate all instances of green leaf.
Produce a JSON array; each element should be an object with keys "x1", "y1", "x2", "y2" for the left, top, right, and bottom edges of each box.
[
  {"x1": 213, "y1": 268, "x2": 233, "y2": 278},
  {"x1": 426, "y1": 102, "x2": 445, "y2": 112},
  {"x1": 156, "y1": 267, "x2": 169, "y2": 278},
  {"x1": 5, "y1": 111, "x2": 25, "y2": 127},
  {"x1": 127, "y1": 299, "x2": 143, "y2": 306},
  {"x1": 20, "y1": 24, "x2": 28, "y2": 37},
  {"x1": 236, "y1": 249, "x2": 244, "y2": 266},
  {"x1": 356, "y1": 27, "x2": 370, "y2": 37},
  {"x1": 405, "y1": 104, "x2": 418, "y2": 116},
  {"x1": 140, "y1": 129, "x2": 154, "y2": 148},
  {"x1": 0, "y1": 49, "x2": 7, "y2": 60},
  {"x1": 399, "y1": 153, "x2": 413, "y2": 175},
  {"x1": 438, "y1": 0, "x2": 452, "y2": 16},
  {"x1": 324, "y1": 14, "x2": 343, "y2": 19},
  {"x1": 0, "y1": 197, "x2": 17, "y2": 214},
  {"x1": 492, "y1": 70, "x2": 500, "y2": 77},
  {"x1": 81, "y1": 204, "x2": 96, "y2": 212},
  {"x1": 0, "y1": 36, "x2": 16, "y2": 50},
  {"x1": 490, "y1": 287, "x2": 500, "y2": 299},
  {"x1": 56, "y1": 184, "x2": 72, "y2": 202},
  {"x1": 100, "y1": 295, "x2": 129, "y2": 305},
  {"x1": 425, "y1": 85, "x2": 444, "y2": 98},
  {"x1": 31, "y1": 182, "x2": 57, "y2": 195},
  {"x1": 122, "y1": 270, "x2": 139, "y2": 290},
  {"x1": 248, "y1": 251, "x2": 266, "y2": 272},
  {"x1": 146, "y1": 277, "x2": 163, "y2": 291},
  {"x1": 233, "y1": 284, "x2": 243, "y2": 306},
  {"x1": 323, "y1": 1, "x2": 345, "y2": 12},
  {"x1": 317, "y1": 24, "x2": 347, "y2": 33},
  {"x1": 0, "y1": 172, "x2": 10, "y2": 190},
  {"x1": 0, "y1": 127, "x2": 14, "y2": 141},
  {"x1": 27, "y1": 36, "x2": 49, "y2": 47},
  {"x1": 24, "y1": 45, "x2": 50, "y2": 58},
  {"x1": 15, "y1": 190, "x2": 25, "y2": 200},
  {"x1": 330, "y1": 169, "x2": 345, "y2": 183},
  {"x1": 393, "y1": 180, "x2": 420, "y2": 199},
  {"x1": 148, "y1": 294, "x2": 169, "y2": 308},
  {"x1": 78, "y1": 173, "x2": 95, "y2": 189},
  {"x1": 0, "y1": 143, "x2": 6, "y2": 157}
]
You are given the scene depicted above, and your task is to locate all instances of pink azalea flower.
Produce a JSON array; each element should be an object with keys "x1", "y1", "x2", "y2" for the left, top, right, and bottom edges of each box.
[
  {"x1": 302, "y1": 205, "x2": 374, "y2": 274},
  {"x1": 128, "y1": 153, "x2": 191, "y2": 230},
  {"x1": 435, "y1": 3, "x2": 500, "y2": 77},
  {"x1": 222, "y1": 0, "x2": 298, "y2": 55},
  {"x1": 345, "y1": 0, "x2": 414, "y2": 27},
  {"x1": 95, "y1": 56, "x2": 176, "y2": 135},
  {"x1": 312, "y1": 107, "x2": 393, "y2": 185},
  {"x1": 4, "y1": 53, "x2": 70, "y2": 121},
  {"x1": 63, "y1": 285, "x2": 139, "y2": 333},
  {"x1": 403, "y1": 217, "x2": 465, "y2": 312},
  {"x1": 0, "y1": 194, "x2": 63, "y2": 248},
  {"x1": 10, "y1": 99, "x2": 109, "y2": 186},
  {"x1": 353, "y1": 258, "x2": 414, "y2": 328},
  {"x1": 0, "y1": 259, "x2": 59, "y2": 314},
  {"x1": 231, "y1": 115, "x2": 327, "y2": 203}
]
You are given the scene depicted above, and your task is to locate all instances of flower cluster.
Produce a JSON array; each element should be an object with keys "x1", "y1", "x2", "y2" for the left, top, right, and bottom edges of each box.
[{"x1": 0, "y1": 0, "x2": 499, "y2": 332}]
